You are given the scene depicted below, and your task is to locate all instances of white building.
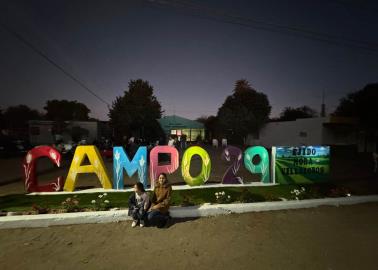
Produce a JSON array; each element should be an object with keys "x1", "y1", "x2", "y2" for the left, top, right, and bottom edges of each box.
[
  {"x1": 246, "y1": 116, "x2": 375, "y2": 152},
  {"x1": 29, "y1": 120, "x2": 111, "y2": 146}
]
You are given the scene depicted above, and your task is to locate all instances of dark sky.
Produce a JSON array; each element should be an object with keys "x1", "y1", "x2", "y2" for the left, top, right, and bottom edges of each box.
[{"x1": 1, "y1": 0, "x2": 377, "y2": 120}]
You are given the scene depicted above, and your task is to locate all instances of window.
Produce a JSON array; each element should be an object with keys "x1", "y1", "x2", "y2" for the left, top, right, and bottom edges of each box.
[{"x1": 190, "y1": 129, "x2": 199, "y2": 141}]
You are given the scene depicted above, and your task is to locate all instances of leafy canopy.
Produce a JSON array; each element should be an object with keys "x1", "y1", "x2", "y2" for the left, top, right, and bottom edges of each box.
[
  {"x1": 334, "y1": 83, "x2": 378, "y2": 129},
  {"x1": 108, "y1": 79, "x2": 163, "y2": 143},
  {"x1": 44, "y1": 100, "x2": 90, "y2": 121},
  {"x1": 217, "y1": 79, "x2": 271, "y2": 144},
  {"x1": 279, "y1": 106, "x2": 317, "y2": 121}
]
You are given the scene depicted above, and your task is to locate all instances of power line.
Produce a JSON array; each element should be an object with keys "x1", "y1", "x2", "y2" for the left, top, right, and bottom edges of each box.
[
  {"x1": 0, "y1": 21, "x2": 111, "y2": 107},
  {"x1": 144, "y1": 0, "x2": 378, "y2": 55}
]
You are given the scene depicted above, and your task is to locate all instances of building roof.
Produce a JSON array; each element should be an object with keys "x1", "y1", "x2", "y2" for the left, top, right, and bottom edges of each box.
[{"x1": 158, "y1": 115, "x2": 204, "y2": 134}]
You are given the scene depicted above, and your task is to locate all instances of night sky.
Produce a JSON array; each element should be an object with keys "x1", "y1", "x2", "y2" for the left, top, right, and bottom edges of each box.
[{"x1": 1, "y1": 0, "x2": 377, "y2": 120}]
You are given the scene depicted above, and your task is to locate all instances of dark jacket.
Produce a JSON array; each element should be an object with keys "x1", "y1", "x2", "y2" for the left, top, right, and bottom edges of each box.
[{"x1": 128, "y1": 192, "x2": 150, "y2": 216}]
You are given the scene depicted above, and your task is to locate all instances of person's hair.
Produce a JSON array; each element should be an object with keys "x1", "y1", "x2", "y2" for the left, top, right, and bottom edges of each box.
[
  {"x1": 158, "y1": 173, "x2": 168, "y2": 181},
  {"x1": 134, "y1": 182, "x2": 145, "y2": 192}
]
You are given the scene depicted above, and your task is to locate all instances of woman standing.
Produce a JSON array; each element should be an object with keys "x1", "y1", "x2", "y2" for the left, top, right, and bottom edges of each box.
[{"x1": 148, "y1": 173, "x2": 172, "y2": 228}]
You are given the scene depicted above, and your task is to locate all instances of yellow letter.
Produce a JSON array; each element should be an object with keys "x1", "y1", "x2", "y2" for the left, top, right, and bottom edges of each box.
[{"x1": 64, "y1": 146, "x2": 112, "y2": 191}]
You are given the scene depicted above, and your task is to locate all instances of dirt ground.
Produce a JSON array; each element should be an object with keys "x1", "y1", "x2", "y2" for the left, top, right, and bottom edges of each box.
[{"x1": 0, "y1": 203, "x2": 377, "y2": 270}]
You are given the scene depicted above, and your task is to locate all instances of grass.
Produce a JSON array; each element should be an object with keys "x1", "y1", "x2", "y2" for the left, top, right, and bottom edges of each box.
[{"x1": 1, "y1": 180, "x2": 376, "y2": 214}]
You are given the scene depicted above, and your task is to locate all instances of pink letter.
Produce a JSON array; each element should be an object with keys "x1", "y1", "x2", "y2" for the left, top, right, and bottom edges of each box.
[{"x1": 149, "y1": 146, "x2": 179, "y2": 188}]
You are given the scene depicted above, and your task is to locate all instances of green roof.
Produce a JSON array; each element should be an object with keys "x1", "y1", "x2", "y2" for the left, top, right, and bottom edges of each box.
[{"x1": 158, "y1": 115, "x2": 204, "y2": 134}]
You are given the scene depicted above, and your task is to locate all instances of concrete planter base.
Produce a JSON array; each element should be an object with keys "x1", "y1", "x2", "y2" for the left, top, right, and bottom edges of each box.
[{"x1": 1, "y1": 195, "x2": 378, "y2": 229}]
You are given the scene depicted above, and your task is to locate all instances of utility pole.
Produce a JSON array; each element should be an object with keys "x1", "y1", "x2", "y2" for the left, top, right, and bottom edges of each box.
[{"x1": 321, "y1": 90, "x2": 326, "y2": 117}]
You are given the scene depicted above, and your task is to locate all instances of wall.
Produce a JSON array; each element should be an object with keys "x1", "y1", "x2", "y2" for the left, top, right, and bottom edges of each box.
[
  {"x1": 246, "y1": 118, "x2": 326, "y2": 147},
  {"x1": 322, "y1": 126, "x2": 357, "y2": 146},
  {"x1": 29, "y1": 121, "x2": 55, "y2": 146}
]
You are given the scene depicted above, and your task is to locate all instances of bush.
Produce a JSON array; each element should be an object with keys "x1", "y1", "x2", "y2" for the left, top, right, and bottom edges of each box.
[
  {"x1": 32, "y1": 203, "x2": 49, "y2": 214},
  {"x1": 181, "y1": 194, "x2": 196, "y2": 206},
  {"x1": 61, "y1": 196, "x2": 80, "y2": 212},
  {"x1": 238, "y1": 188, "x2": 255, "y2": 203},
  {"x1": 91, "y1": 193, "x2": 111, "y2": 211},
  {"x1": 215, "y1": 191, "x2": 232, "y2": 204},
  {"x1": 290, "y1": 187, "x2": 306, "y2": 200}
]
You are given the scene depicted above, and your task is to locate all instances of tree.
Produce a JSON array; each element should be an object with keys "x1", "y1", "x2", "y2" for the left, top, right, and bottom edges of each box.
[
  {"x1": 196, "y1": 115, "x2": 219, "y2": 142},
  {"x1": 279, "y1": 106, "x2": 317, "y2": 121},
  {"x1": 108, "y1": 79, "x2": 164, "y2": 143},
  {"x1": 334, "y1": 83, "x2": 378, "y2": 129},
  {"x1": 217, "y1": 79, "x2": 271, "y2": 145},
  {"x1": 3, "y1": 105, "x2": 42, "y2": 139},
  {"x1": 44, "y1": 100, "x2": 90, "y2": 121}
]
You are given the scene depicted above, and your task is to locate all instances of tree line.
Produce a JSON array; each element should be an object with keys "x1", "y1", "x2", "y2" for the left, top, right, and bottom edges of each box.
[
  {"x1": 108, "y1": 79, "x2": 378, "y2": 145},
  {"x1": 1, "y1": 80, "x2": 377, "y2": 145},
  {"x1": 0, "y1": 100, "x2": 92, "y2": 140}
]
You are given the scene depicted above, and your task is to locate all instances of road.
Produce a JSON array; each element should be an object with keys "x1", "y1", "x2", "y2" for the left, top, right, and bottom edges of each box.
[{"x1": 0, "y1": 203, "x2": 377, "y2": 270}]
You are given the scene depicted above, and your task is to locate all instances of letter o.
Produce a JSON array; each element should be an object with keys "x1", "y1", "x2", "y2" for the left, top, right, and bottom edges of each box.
[{"x1": 181, "y1": 146, "x2": 211, "y2": 186}]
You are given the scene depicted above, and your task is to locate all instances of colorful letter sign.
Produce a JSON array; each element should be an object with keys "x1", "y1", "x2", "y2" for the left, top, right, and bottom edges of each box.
[
  {"x1": 23, "y1": 146, "x2": 64, "y2": 192},
  {"x1": 113, "y1": 146, "x2": 147, "y2": 189},
  {"x1": 64, "y1": 146, "x2": 112, "y2": 191},
  {"x1": 244, "y1": 146, "x2": 270, "y2": 183},
  {"x1": 273, "y1": 146, "x2": 330, "y2": 184},
  {"x1": 23, "y1": 144, "x2": 332, "y2": 194},
  {"x1": 221, "y1": 146, "x2": 243, "y2": 184},
  {"x1": 181, "y1": 146, "x2": 211, "y2": 186},
  {"x1": 149, "y1": 146, "x2": 179, "y2": 188}
]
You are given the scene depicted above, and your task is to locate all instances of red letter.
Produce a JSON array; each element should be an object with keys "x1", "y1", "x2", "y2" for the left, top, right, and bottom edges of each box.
[{"x1": 23, "y1": 146, "x2": 63, "y2": 193}]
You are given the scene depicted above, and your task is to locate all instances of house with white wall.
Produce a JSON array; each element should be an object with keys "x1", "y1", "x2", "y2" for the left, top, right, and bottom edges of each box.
[{"x1": 246, "y1": 116, "x2": 375, "y2": 152}]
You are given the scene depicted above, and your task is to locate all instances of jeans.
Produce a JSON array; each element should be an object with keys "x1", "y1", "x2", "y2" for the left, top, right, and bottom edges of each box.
[
  {"x1": 147, "y1": 210, "x2": 169, "y2": 228},
  {"x1": 129, "y1": 207, "x2": 146, "y2": 224}
]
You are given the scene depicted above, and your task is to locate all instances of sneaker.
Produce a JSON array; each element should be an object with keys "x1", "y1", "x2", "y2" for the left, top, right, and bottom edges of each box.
[
  {"x1": 131, "y1": 220, "x2": 138, "y2": 228},
  {"x1": 140, "y1": 220, "x2": 145, "y2": 227}
]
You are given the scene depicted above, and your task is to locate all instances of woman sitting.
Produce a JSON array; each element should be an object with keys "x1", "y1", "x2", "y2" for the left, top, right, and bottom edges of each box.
[
  {"x1": 128, "y1": 182, "x2": 150, "y2": 228},
  {"x1": 148, "y1": 173, "x2": 172, "y2": 228}
]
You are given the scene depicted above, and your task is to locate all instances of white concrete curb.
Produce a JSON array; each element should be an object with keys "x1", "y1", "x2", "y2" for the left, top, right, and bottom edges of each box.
[{"x1": 1, "y1": 195, "x2": 378, "y2": 229}]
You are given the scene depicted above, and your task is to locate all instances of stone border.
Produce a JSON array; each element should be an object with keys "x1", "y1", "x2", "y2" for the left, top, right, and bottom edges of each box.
[{"x1": 1, "y1": 195, "x2": 378, "y2": 229}]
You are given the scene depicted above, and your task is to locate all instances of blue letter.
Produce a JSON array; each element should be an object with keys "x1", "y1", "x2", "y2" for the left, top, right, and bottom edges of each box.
[{"x1": 113, "y1": 146, "x2": 147, "y2": 189}]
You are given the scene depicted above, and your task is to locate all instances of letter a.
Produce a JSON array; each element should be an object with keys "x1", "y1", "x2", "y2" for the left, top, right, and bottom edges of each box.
[{"x1": 64, "y1": 146, "x2": 112, "y2": 191}]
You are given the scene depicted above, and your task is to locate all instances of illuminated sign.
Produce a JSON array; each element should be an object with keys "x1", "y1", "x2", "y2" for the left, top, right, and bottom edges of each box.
[
  {"x1": 272, "y1": 146, "x2": 330, "y2": 184},
  {"x1": 23, "y1": 145, "x2": 331, "y2": 193}
]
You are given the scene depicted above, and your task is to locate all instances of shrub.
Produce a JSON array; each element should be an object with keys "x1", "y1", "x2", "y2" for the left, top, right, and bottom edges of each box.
[
  {"x1": 215, "y1": 191, "x2": 232, "y2": 204},
  {"x1": 32, "y1": 203, "x2": 49, "y2": 214},
  {"x1": 238, "y1": 188, "x2": 255, "y2": 203},
  {"x1": 61, "y1": 196, "x2": 80, "y2": 212},
  {"x1": 181, "y1": 194, "x2": 195, "y2": 206},
  {"x1": 91, "y1": 193, "x2": 111, "y2": 211},
  {"x1": 290, "y1": 187, "x2": 306, "y2": 200}
]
